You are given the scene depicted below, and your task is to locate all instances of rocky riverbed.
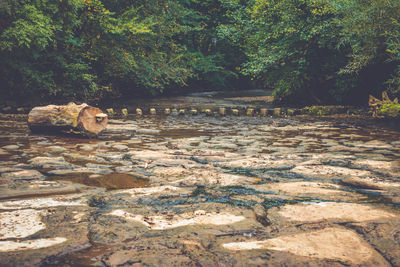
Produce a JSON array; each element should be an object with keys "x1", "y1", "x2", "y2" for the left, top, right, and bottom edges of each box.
[{"x1": 0, "y1": 112, "x2": 400, "y2": 266}]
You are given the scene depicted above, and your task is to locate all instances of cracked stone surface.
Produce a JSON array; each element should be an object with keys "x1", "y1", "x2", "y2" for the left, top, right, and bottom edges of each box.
[
  {"x1": 222, "y1": 227, "x2": 390, "y2": 266},
  {"x1": 1, "y1": 110, "x2": 400, "y2": 266}
]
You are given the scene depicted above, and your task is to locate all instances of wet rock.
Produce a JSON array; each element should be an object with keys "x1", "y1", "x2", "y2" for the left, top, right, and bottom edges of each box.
[
  {"x1": 0, "y1": 209, "x2": 45, "y2": 239},
  {"x1": 0, "y1": 196, "x2": 84, "y2": 210},
  {"x1": 28, "y1": 156, "x2": 70, "y2": 169},
  {"x1": 86, "y1": 163, "x2": 112, "y2": 170},
  {"x1": 48, "y1": 146, "x2": 67, "y2": 153},
  {"x1": 223, "y1": 157, "x2": 294, "y2": 170},
  {"x1": 361, "y1": 140, "x2": 393, "y2": 150},
  {"x1": 260, "y1": 108, "x2": 268, "y2": 116},
  {"x1": 349, "y1": 222, "x2": 400, "y2": 266},
  {"x1": 106, "y1": 108, "x2": 115, "y2": 116},
  {"x1": 287, "y1": 108, "x2": 296, "y2": 116},
  {"x1": 0, "y1": 238, "x2": 67, "y2": 252},
  {"x1": 223, "y1": 227, "x2": 390, "y2": 266},
  {"x1": 352, "y1": 159, "x2": 392, "y2": 170},
  {"x1": 1, "y1": 170, "x2": 45, "y2": 181},
  {"x1": 269, "y1": 202, "x2": 397, "y2": 224},
  {"x1": 0, "y1": 167, "x2": 18, "y2": 174},
  {"x1": 100, "y1": 240, "x2": 196, "y2": 266},
  {"x1": 112, "y1": 144, "x2": 129, "y2": 151},
  {"x1": 110, "y1": 209, "x2": 246, "y2": 230},
  {"x1": 252, "y1": 204, "x2": 270, "y2": 226},
  {"x1": 0, "y1": 148, "x2": 8, "y2": 155},
  {"x1": 62, "y1": 153, "x2": 107, "y2": 164},
  {"x1": 0, "y1": 181, "x2": 84, "y2": 200},
  {"x1": 49, "y1": 165, "x2": 113, "y2": 175},
  {"x1": 2, "y1": 145, "x2": 19, "y2": 151},
  {"x1": 340, "y1": 176, "x2": 386, "y2": 190},
  {"x1": 0, "y1": 203, "x2": 91, "y2": 266},
  {"x1": 273, "y1": 108, "x2": 281, "y2": 116},
  {"x1": 2, "y1": 106, "x2": 12, "y2": 113},
  {"x1": 231, "y1": 109, "x2": 239, "y2": 116},
  {"x1": 251, "y1": 182, "x2": 355, "y2": 201},
  {"x1": 292, "y1": 164, "x2": 373, "y2": 178},
  {"x1": 231, "y1": 194, "x2": 265, "y2": 203},
  {"x1": 135, "y1": 129, "x2": 160, "y2": 134},
  {"x1": 76, "y1": 144, "x2": 95, "y2": 151},
  {"x1": 116, "y1": 185, "x2": 191, "y2": 198},
  {"x1": 115, "y1": 166, "x2": 133, "y2": 173},
  {"x1": 172, "y1": 169, "x2": 259, "y2": 186},
  {"x1": 47, "y1": 169, "x2": 76, "y2": 176},
  {"x1": 126, "y1": 150, "x2": 173, "y2": 161},
  {"x1": 171, "y1": 108, "x2": 178, "y2": 115},
  {"x1": 152, "y1": 166, "x2": 190, "y2": 179},
  {"x1": 246, "y1": 108, "x2": 254, "y2": 116}
]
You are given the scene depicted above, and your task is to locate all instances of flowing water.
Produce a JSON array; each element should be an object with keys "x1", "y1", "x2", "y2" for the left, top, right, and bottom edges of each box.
[{"x1": 0, "y1": 94, "x2": 400, "y2": 266}]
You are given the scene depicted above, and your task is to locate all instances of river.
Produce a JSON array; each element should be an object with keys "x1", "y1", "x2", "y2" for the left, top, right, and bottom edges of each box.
[{"x1": 0, "y1": 94, "x2": 399, "y2": 266}]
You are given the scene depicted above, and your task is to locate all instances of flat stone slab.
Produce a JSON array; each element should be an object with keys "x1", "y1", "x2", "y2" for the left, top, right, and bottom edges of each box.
[
  {"x1": 2, "y1": 145, "x2": 20, "y2": 151},
  {"x1": 110, "y1": 209, "x2": 246, "y2": 230},
  {"x1": 0, "y1": 209, "x2": 45, "y2": 239},
  {"x1": 116, "y1": 185, "x2": 191, "y2": 198},
  {"x1": 292, "y1": 165, "x2": 373, "y2": 178},
  {"x1": 251, "y1": 182, "x2": 353, "y2": 200},
  {"x1": 0, "y1": 237, "x2": 67, "y2": 252},
  {"x1": 0, "y1": 196, "x2": 84, "y2": 210},
  {"x1": 28, "y1": 156, "x2": 70, "y2": 169},
  {"x1": 222, "y1": 227, "x2": 390, "y2": 266},
  {"x1": 1, "y1": 170, "x2": 45, "y2": 180},
  {"x1": 271, "y1": 202, "x2": 397, "y2": 223}
]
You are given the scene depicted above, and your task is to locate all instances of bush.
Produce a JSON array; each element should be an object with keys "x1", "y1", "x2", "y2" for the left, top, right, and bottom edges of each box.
[{"x1": 378, "y1": 103, "x2": 400, "y2": 118}]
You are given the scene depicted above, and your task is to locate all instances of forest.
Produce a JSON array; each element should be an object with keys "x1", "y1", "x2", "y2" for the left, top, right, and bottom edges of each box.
[{"x1": 1, "y1": 0, "x2": 400, "y2": 105}]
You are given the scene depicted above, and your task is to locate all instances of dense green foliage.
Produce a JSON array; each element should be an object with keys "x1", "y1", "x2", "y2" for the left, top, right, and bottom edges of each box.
[
  {"x1": 1, "y1": 0, "x2": 400, "y2": 104},
  {"x1": 220, "y1": 0, "x2": 400, "y2": 104},
  {"x1": 378, "y1": 102, "x2": 400, "y2": 118}
]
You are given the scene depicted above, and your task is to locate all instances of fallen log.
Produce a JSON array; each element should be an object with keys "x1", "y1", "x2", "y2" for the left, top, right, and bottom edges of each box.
[{"x1": 28, "y1": 102, "x2": 108, "y2": 136}]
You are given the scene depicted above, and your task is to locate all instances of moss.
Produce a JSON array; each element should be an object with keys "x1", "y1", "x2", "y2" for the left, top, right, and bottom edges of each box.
[
  {"x1": 303, "y1": 106, "x2": 347, "y2": 116},
  {"x1": 378, "y1": 103, "x2": 400, "y2": 118}
]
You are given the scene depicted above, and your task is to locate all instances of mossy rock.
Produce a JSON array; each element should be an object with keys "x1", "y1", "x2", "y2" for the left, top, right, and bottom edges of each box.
[
  {"x1": 302, "y1": 106, "x2": 347, "y2": 116},
  {"x1": 378, "y1": 103, "x2": 400, "y2": 119}
]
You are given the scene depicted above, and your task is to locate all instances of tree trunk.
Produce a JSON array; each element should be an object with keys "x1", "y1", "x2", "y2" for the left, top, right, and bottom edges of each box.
[{"x1": 27, "y1": 102, "x2": 108, "y2": 136}]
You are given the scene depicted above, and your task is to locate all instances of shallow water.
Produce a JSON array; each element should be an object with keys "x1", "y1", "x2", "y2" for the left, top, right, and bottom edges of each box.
[{"x1": 1, "y1": 110, "x2": 400, "y2": 266}]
